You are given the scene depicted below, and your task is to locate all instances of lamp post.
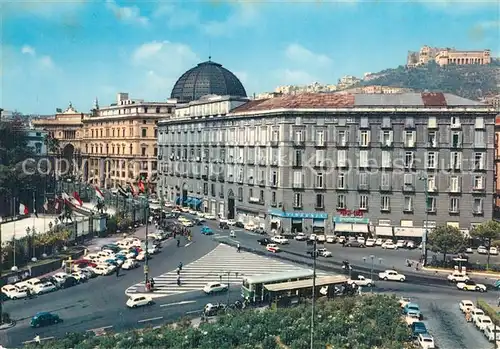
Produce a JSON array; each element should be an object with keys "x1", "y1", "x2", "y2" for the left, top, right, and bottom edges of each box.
[
  {"x1": 370, "y1": 255, "x2": 375, "y2": 292},
  {"x1": 143, "y1": 196, "x2": 151, "y2": 290},
  {"x1": 418, "y1": 174, "x2": 429, "y2": 264},
  {"x1": 310, "y1": 239, "x2": 317, "y2": 349}
]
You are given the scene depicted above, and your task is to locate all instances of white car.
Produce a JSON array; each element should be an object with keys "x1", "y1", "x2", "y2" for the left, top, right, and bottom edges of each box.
[
  {"x1": 122, "y1": 259, "x2": 139, "y2": 270},
  {"x1": 381, "y1": 241, "x2": 397, "y2": 249},
  {"x1": 188, "y1": 209, "x2": 197, "y2": 215},
  {"x1": 456, "y1": 280, "x2": 487, "y2": 292},
  {"x1": 203, "y1": 282, "x2": 229, "y2": 294},
  {"x1": 295, "y1": 233, "x2": 307, "y2": 241},
  {"x1": 348, "y1": 275, "x2": 374, "y2": 287},
  {"x1": 484, "y1": 325, "x2": 500, "y2": 341},
  {"x1": 399, "y1": 297, "x2": 411, "y2": 308},
  {"x1": 14, "y1": 281, "x2": 30, "y2": 293},
  {"x1": 396, "y1": 240, "x2": 406, "y2": 248},
  {"x1": 406, "y1": 241, "x2": 415, "y2": 249},
  {"x1": 181, "y1": 220, "x2": 194, "y2": 227},
  {"x1": 309, "y1": 234, "x2": 317, "y2": 241},
  {"x1": 219, "y1": 218, "x2": 229, "y2": 224},
  {"x1": 196, "y1": 212, "x2": 205, "y2": 217},
  {"x1": 25, "y1": 278, "x2": 43, "y2": 291},
  {"x1": 465, "y1": 247, "x2": 473, "y2": 254},
  {"x1": 118, "y1": 249, "x2": 137, "y2": 259},
  {"x1": 71, "y1": 271, "x2": 89, "y2": 282},
  {"x1": 271, "y1": 235, "x2": 289, "y2": 244},
  {"x1": 204, "y1": 214, "x2": 216, "y2": 220},
  {"x1": 378, "y1": 270, "x2": 405, "y2": 282},
  {"x1": 337, "y1": 236, "x2": 346, "y2": 244},
  {"x1": 126, "y1": 295, "x2": 153, "y2": 308},
  {"x1": 317, "y1": 248, "x2": 332, "y2": 257},
  {"x1": 1, "y1": 285, "x2": 28, "y2": 300},
  {"x1": 417, "y1": 333, "x2": 435, "y2": 349},
  {"x1": 34, "y1": 282, "x2": 57, "y2": 295},
  {"x1": 447, "y1": 272, "x2": 470, "y2": 283},
  {"x1": 147, "y1": 245, "x2": 161, "y2": 254},
  {"x1": 227, "y1": 219, "x2": 236, "y2": 226},
  {"x1": 326, "y1": 235, "x2": 336, "y2": 243},
  {"x1": 136, "y1": 251, "x2": 147, "y2": 261},
  {"x1": 357, "y1": 237, "x2": 365, "y2": 245},
  {"x1": 471, "y1": 308, "x2": 486, "y2": 323},
  {"x1": 490, "y1": 247, "x2": 499, "y2": 255},
  {"x1": 93, "y1": 264, "x2": 114, "y2": 275},
  {"x1": 459, "y1": 300, "x2": 475, "y2": 313},
  {"x1": 317, "y1": 235, "x2": 326, "y2": 243},
  {"x1": 266, "y1": 244, "x2": 280, "y2": 253},
  {"x1": 365, "y1": 238, "x2": 376, "y2": 247},
  {"x1": 375, "y1": 238, "x2": 383, "y2": 246},
  {"x1": 477, "y1": 246, "x2": 488, "y2": 254},
  {"x1": 52, "y1": 272, "x2": 70, "y2": 284},
  {"x1": 475, "y1": 315, "x2": 493, "y2": 331},
  {"x1": 244, "y1": 223, "x2": 256, "y2": 231}
]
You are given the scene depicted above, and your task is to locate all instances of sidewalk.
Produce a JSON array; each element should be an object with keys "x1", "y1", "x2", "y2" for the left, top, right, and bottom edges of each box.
[{"x1": 422, "y1": 266, "x2": 500, "y2": 280}]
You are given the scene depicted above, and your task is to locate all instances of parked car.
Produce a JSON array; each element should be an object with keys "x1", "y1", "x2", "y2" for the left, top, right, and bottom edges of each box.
[
  {"x1": 101, "y1": 244, "x2": 121, "y2": 253},
  {"x1": 326, "y1": 235, "x2": 336, "y2": 243},
  {"x1": 375, "y1": 238, "x2": 383, "y2": 246},
  {"x1": 417, "y1": 333, "x2": 435, "y2": 349},
  {"x1": 378, "y1": 270, "x2": 406, "y2": 282},
  {"x1": 396, "y1": 240, "x2": 406, "y2": 248},
  {"x1": 381, "y1": 241, "x2": 397, "y2": 249},
  {"x1": 406, "y1": 241, "x2": 416, "y2": 249},
  {"x1": 71, "y1": 270, "x2": 89, "y2": 283},
  {"x1": 471, "y1": 308, "x2": 486, "y2": 323},
  {"x1": 126, "y1": 295, "x2": 154, "y2": 308},
  {"x1": 316, "y1": 248, "x2": 332, "y2": 257},
  {"x1": 345, "y1": 241, "x2": 365, "y2": 248},
  {"x1": 403, "y1": 303, "x2": 422, "y2": 319},
  {"x1": 475, "y1": 315, "x2": 493, "y2": 331},
  {"x1": 337, "y1": 236, "x2": 347, "y2": 244},
  {"x1": 459, "y1": 299, "x2": 475, "y2": 313},
  {"x1": 254, "y1": 228, "x2": 266, "y2": 235},
  {"x1": 30, "y1": 312, "x2": 62, "y2": 328},
  {"x1": 219, "y1": 222, "x2": 230, "y2": 230},
  {"x1": 295, "y1": 233, "x2": 307, "y2": 241},
  {"x1": 266, "y1": 244, "x2": 280, "y2": 253},
  {"x1": 484, "y1": 325, "x2": 500, "y2": 341},
  {"x1": 122, "y1": 259, "x2": 139, "y2": 270},
  {"x1": 203, "y1": 282, "x2": 229, "y2": 294},
  {"x1": 1, "y1": 285, "x2": 28, "y2": 300},
  {"x1": 317, "y1": 235, "x2": 326, "y2": 243},
  {"x1": 410, "y1": 321, "x2": 428, "y2": 338},
  {"x1": 258, "y1": 238, "x2": 272, "y2": 246},
  {"x1": 477, "y1": 246, "x2": 488, "y2": 254},
  {"x1": 33, "y1": 282, "x2": 57, "y2": 295},
  {"x1": 365, "y1": 238, "x2": 376, "y2": 247},
  {"x1": 465, "y1": 247, "x2": 474, "y2": 254},
  {"x1": 404, "y1": 311, "x2": 420, "y2": 326},
  {"x1": 490, "y1": 247, "x2": 499, "y2": 255},
  {"x1": 271, "y1": 235, "x2": 289, "y2": 244},
  {"x1": 456, "y1": 280, "x2": 487, "y2": 292},
  {"x1": 357, "y1": 237, "x2": 365, "y2": 245},
  {"x1": 234, "y1": 221, "x2": 244, "y2": 228},
  {"x1": 309, "y1": 234, "x2": 317, "y2": 241}
]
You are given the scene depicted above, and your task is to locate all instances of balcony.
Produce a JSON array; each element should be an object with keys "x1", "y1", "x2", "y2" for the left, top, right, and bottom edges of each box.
[
  {"x1": 293, "y1": 202, "x2": 302, "y2": 209},
  {"x1": 210, "y1": 175, "x2": 217, "y2": 181},
  {"x1": 315, "y1": 184, "x2": 325, "y2": 190},
  {"x1": 380, "y1": 185, "x2": 392, "y2": 192},
  {"x1": 358, "y1": 183, "x2": 370, "y2": 191},
  {"x1": 449, "y1": 209, "x2": 460, "y2": 215},
  {"x1": 402, "y1": 184, "x2": 415, "y2": 192},
  {"x1": 380, "y1": 141, "x2": 393, "y2": 148},
  {"x1": 188, "y1": 172, "x2": 193, "y2": 178},
  {"x1": 315, "y1": 141, "x2": 326, "y2": 148},
  {"x1": 292, "y1": 182, "x2": 304, "y2": 189},
  {"x1": 426, "y1": 206, "x2": 436, "y2": 213},
  {"x1": 259, "y1": 179, "x2": 266, "y2": 187},
  {"x1": 293, "y1": 140, "x2": 305, "y2": 147},
  {"x1": 427, "y1": 141, "x2": 438, "y2": 149},
  {"x1": 292, "y1": 161, "x2": 302, "y2": 168},
  {"x1": 473, "y1": 142, "x2": 486, "y2": 149},
  {"x1": 380, "y1": 207, "x2": 390, "y2": 213},
  {"x1": 270, "y1": 181, "x2": 278, "y2": 188},
  {"x1": 202, "y1": 174, "x2": 208, "y2": 180},
  {"x1": 403, "y1": 208, "x2": 413, "y2": 213},
  {"x1": 270, "y1": 160, "x2": 279, "y2": 167},
  {"x1": 259, "y1": 159, "x2": 267, "y2": 166},
  {"x1": 473, "y1": 209, "x2": 483, "y2": 216},
  {"x1": 270, "y1": 140, "x2": 279, "y2": 147},
  {"x1": 448, "y1": 164, "x2": 461, "y2": 172},
  {"x1": 336, "y1": 186, "x2": 348, "y2": 191},
  {"x1": 247, "y1": 159, "x2": 255, "y2": 165},
  {"x1": 315, "y1": 204, "x2": 324, "y2": 210},
  {"x1": 403, "y1": 141, "x2": 416, "y2": 148},
  {"x1": 237, "y1": 177, "x2": 244, "y2": 184},
  {"x1": 227, "y1": 175, "x2": 234, "y2": 183},
  {"x1": 336, "y1": 140, "x2": 348, "y2": 148}
]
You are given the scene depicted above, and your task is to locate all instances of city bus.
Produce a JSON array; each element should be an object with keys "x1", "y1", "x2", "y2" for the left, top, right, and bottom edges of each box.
[{"x1": 241, "y1": 269, "x2": 314, "y2": 304}]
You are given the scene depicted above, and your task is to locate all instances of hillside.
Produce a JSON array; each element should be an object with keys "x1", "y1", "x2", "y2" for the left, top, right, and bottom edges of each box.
[{"x1": 359, "y1": 60, "x2": 500, "y2": 100}]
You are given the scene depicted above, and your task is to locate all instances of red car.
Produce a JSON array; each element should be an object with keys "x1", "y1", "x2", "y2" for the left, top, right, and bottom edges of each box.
[{"x1": 73, "y1": 259, "x2": 97, "y2": 268}]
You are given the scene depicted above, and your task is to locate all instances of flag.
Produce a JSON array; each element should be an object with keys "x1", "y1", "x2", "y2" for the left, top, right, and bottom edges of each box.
[
  {"x1": 61, "y1": 192, "x2": 75, "y2": 207},
  {"x1": 73, "y1": 191, "x2": 83, "y2": 206},
  {"x1": 138, "y1": 179, "x2": 145, "y2": 193},
  {"x1": 117, "y1": 185, "x2": 128, "y2": 198},
  {"x1": 55, "y1": 198, "x2": 61, "y2": 211},
  {"x1": 95, "y1": 186, "x2": 104, "y2": 201},
  {"x1": 43, "y1": 198, "x2": 49, "y2": 212},
  {"x1": 19, "y1": 203, "x2": 28, "y2": 215}
]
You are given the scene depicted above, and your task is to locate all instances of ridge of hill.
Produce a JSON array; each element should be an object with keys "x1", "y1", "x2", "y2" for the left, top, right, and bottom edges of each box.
[{"x1": 358, "y1": 60, "x2": 500, "y2": 100}]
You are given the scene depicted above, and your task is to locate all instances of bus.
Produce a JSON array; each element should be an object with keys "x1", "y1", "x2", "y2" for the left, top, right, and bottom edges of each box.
[{"x1": 241, "y1": 269, "x2": 314, "y2": 304}]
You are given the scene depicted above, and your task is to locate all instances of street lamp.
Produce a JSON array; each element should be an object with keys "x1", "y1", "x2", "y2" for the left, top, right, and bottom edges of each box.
[
  {"x1": 310, "y1": 238, "x2": 317, "y2": 349},
  {"x1": 418, "y1": 174, "x2": 429, "y2": 264},
  {"x1": 370, "y1": 255, "x2": 375, "y2": 292}
]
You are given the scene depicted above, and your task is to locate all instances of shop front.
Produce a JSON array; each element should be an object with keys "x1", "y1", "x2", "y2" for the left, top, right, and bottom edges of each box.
[
  {"x1": 236, "y1": 207, "x2": 265, "y2": 228},
  {"x1": 392, "y1": 227, "x2": 425, "y2": 239},
  {"x1": 267, "y1": 209, "x2": 328, "y2": 235},
  {"x1": 333, "y1": 216, "x2": 370, "y2": 236},
  {"x1": 374, "y1": 226, "x2": 394, "y2": 238}
]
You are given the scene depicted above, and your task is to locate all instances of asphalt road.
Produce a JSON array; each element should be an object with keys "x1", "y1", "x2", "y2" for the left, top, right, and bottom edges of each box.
[{"x1": 1, "y1": 217, "x2": 496, "y2": 348}]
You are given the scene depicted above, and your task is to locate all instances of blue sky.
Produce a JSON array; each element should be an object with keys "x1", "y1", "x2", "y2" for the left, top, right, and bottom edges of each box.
[{"x1": 1, "y1": 0, "x2": 498, "y2": 114}]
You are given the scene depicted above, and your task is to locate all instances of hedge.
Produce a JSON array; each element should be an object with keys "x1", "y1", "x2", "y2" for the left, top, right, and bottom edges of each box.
[{"x1": 477, "y1": 298, "x2": 500, "y2": 325}]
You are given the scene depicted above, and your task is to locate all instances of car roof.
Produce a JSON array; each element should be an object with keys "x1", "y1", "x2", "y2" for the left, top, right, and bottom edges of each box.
[
  {"x1": 34, "y1": 311, "x2": 51, "y2": 316},
  {"x1": 420, "y1": 333, "x2": 433, "y2": 339},
  {"x1": 461, "y1": 300, "x2": 474, "y2": 304},
  {"x1": 406, "y1": 303, "x2": 419, "y2": 307}
]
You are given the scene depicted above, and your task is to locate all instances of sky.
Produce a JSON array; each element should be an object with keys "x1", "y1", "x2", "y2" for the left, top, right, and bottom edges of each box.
[{"x1": 0, "y1": 0, "x2": 498, "y2": 114}]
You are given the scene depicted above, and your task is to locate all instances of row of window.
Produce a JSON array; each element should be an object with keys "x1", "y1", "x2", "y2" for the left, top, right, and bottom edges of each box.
[
  {"x1": 159, "y1": 115, "x2": 486, "y2": 146},
  {"x1": 85, "y1": 143, "x2": 158, "y2": 157}
]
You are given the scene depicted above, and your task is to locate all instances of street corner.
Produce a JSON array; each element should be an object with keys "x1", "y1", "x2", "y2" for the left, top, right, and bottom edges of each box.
[
  {"x1": 124, "y1": 291, "x2": 168, "y2": 300},
  {"x1": 0, "y1": 321, "x2": 17, "y2": 331}
]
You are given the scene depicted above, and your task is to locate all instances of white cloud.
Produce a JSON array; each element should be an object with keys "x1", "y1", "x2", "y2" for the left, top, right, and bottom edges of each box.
[
  {"x1": 274, "y1": 69, "x2": 318, "y2": 86},
  {"x1": 39, "y1": 56, "x2": 55, "y2": 69},
  {"x1": 130, "y1": 41, "x2": 200, "y2": 100},
  {"x1": 203, "y1": 3, "x2": 259, "y2": 36},
  {"x1": 21, "y1": 45, "x2": 36, "y2": 56},
  {"x1": 105, "y1": 0, "x2": 148, "y2": 26},
  {"x1": 1, "y1": 0, "x2": 86, "y2": 18},
  {"x1": 285, "y1": 43, "x2": 332, "y2": 66}
]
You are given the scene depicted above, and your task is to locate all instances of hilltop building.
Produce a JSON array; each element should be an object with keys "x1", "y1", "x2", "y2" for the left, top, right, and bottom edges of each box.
[{"x1": 407, "y1": 45, "x2": 491, "y2": 67}]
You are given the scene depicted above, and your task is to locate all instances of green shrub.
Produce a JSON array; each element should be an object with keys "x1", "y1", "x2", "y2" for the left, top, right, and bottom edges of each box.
[{"x1": 477, "y1": 298, "x2": 500, "y2": 325}]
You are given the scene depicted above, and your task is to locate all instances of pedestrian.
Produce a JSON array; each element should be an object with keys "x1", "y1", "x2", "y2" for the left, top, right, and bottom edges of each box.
[
  {"x1": 177, "y1": 275, "x2": 181, "y2": 286},
  {"x1": 34, "y1": 334, "x2": 41, "y2": 346},
  {"x1": 177, "y1": 239, "x2": 180, "y2": 247},
  {"x1": 177, "y1": 268, "x2": 180, "y2": 275},
  {"x1": 26, "y1": 288, "x2": 32, "y2": 299},
  {"x1": 237, "y1": 244, "x2": 241, "y2": 253},
  {"x1": 497, "y1": 296, "x2": 500, "y2": 307},
  {"x1": 115, "y1": 265, "x2": 120, "y2": 277},
  {"x1": 358, "y1": 286, "x2": 362, "y2": 296},
  {"x1": 178, "y1": 262, "x2": 183, "y2": 271},
  {"x1": 150, "y1": 278, "x2": 155, "y2": 290}
]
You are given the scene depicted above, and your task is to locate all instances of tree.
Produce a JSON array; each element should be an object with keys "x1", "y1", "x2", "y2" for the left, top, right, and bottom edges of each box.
[
  {"x1": 427, "y1": 225, "x2": 465, "y2": 261},
  {"x1": 470, "y1": 220, "x2": 500, "y2": 269}
]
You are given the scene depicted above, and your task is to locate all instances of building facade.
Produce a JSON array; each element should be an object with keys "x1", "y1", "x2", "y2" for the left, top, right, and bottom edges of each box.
[
  {"x1": 407, "y1": 45, "x2": 492, "y2": 67},
  {"x1": 159, "y1": 92, "x2": 496, "y2": 239},
  {"x1": 80, "y1": 93, "x2": 175, "y2": 191}
]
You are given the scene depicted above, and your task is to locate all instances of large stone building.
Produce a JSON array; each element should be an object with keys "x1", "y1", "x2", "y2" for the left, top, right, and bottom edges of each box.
[
  {"x1": 407, "y1": 45, "x2": 492, "y2": 67},
  {"x1": 159, "y1": 86, "x2": 496, "y2": 239},
  {"x1": 81, "y1": 93, "x2": 175, "y2": 191}
]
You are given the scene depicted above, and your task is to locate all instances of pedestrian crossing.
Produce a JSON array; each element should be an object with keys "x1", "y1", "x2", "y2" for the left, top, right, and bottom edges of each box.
[{"x1": 125, "y1": 243, "x2": 316, "y2": 297}]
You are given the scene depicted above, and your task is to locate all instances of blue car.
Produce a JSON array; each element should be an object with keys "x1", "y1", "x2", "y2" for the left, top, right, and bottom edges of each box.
[
  {"x1": 115, "y1": 254, "x2": 127, "y2": 262},
  {"x1": 410, "y1": 321, "x2": 428, "y2": 338},
  {"x1": 201, "y1": 226, "x2": 213, "y2": 235},
  {"x1": 403, "y1": 303, "x2": 422, "y2": 319}
]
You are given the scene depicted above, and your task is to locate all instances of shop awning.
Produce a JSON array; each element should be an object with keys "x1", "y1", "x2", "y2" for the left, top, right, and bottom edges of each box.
[
  {"x1": 375, "y1": 226, "x2": 393, "y2": 237},
  {"x1": 312, "y1": 219, "x2": 325, "y2": 227},
  {"x1": 393, "y1": 227, "x2": 424, "y2": 238},
  {"x1": 190, "y1": 198, "x2": 202, "y2": 207},
  {"x1": 334, "y1": 223, "x2": 352, "y2": 233},
  {"x1": 352, "y1": 224, "x2": 369, "y2": 234},
  {"x1": 184, "y1": 198, "x2": 192, "y2": 204}
]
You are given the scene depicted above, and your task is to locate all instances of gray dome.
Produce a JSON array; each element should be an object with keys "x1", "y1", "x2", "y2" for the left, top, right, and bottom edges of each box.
[{"x1": 171, "y1": 60, "x2": 247, "y2": 103}]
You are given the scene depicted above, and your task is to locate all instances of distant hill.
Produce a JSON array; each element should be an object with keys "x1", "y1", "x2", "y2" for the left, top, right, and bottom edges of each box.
[{"x1": 358, "y1": 60, "x2": 500, "y2": 100}]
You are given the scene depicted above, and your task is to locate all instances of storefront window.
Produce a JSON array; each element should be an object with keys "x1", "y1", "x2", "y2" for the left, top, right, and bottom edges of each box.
[
  {"x1": 291, "y1": 218, "x2": 303, "y2": 234},
  {"x1": 312, "y1": 219, "x2": 325, "y2": 234}
]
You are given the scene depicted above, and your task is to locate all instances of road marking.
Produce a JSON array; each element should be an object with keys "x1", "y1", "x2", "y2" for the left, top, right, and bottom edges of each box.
[
  {"x1": 185, "y1": 309, "x2": 203, "y2": 315},
  {"x1": 23, "y1": 337, "x2": 54, "y2": 344},
  {"x1": 86, "y1": 325, "x2": 113, "y2": 332},
  {"x1": 138, "y1": 316, "x2": 164, "y2": 323},
  {"x1": 160, "y1": 300, "x2": 197, "y2": 307},
  {"x1": 185, "y1": 242, "x2": 193, "y2": 247}
]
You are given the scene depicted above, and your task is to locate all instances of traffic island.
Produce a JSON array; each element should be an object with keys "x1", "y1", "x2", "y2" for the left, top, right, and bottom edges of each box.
[{"x1": 0, "y1": 320, "x2": 16, "y2": 330}]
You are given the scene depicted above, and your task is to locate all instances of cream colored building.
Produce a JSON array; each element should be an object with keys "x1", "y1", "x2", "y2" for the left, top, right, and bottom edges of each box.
[
  {"x1": 81, "y1": 93, "x2": 175, "y2": 192},
  {"x1": 408, "y1": 45, "x2": 492, "y2": 67}
]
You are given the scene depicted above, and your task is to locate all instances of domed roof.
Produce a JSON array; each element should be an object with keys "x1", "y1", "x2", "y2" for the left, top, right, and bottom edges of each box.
[{"x1": 171, "y1": 60, "x2": 247, "y2": 103}]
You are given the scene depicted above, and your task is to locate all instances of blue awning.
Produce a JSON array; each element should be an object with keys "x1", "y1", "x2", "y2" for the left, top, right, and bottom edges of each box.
[
  {"x1": 175, "y1": 197, "x2": 181, "y2": 204},
  {"x1": 184, "y1": 198, "x2": 192, "y2": 204},
  {"x1": 191, "y1": 198, "x2": 201, "y2": 207}
]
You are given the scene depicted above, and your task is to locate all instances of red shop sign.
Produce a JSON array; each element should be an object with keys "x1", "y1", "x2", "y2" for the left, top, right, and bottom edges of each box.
[{"x1": 337, "y1": 209, "x2": 364, "y2": 217}]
